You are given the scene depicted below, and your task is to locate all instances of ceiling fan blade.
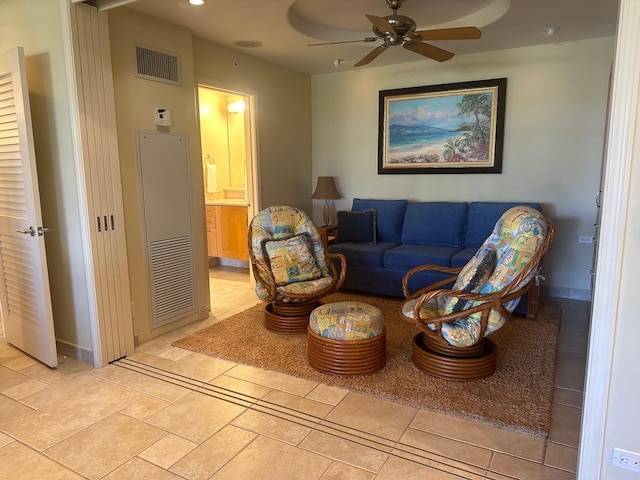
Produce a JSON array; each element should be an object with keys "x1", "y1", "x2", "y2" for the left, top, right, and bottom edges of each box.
[
  {"x1": 365, "y1": 14, "x2": 398, "y2": 37},
  {"x1": 354, "y1": 44, "x2": 390, "y2": 67},
  {"x1": 413, "y1": 27, "x2": 481, "y2": 41},
  {"x1": 403, "y1": 41, "x2": 454, "y2": 62},
  {"x1": 308, "y1": 37, "x2": 377, "y2": 47}
]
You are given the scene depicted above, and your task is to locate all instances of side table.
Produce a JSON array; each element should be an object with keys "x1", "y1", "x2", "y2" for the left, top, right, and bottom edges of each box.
[{"x1": 319, "y1": 224, "x2": 337, "y2": 250}]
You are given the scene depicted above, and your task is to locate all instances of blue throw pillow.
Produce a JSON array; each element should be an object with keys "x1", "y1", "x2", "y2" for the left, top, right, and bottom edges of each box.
[{"x1": 336, "y1": 210, "x2": 377, "y2": 244}]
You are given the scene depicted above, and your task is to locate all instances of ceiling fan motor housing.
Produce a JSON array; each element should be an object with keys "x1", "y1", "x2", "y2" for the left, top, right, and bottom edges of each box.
[{"x1": 372, "y1": 15, "x2": 416, "y2": 42}]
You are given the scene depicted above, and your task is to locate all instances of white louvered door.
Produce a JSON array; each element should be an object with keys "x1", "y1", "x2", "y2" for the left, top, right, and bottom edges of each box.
[{"x1": 0, "y1": 47, "x2": 57, "y2": 368}]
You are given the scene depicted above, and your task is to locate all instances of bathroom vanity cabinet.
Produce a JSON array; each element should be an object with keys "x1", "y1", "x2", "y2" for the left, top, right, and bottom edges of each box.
[{"x1": 206, "y1": 204, "x2": 249, "y2": 260}]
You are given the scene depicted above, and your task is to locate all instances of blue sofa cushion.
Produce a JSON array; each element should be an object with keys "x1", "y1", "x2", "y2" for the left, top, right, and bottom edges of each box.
[
  {"x1": 383, "y1": 244, "x2": 460, "y2": 270},
  {"x1": 401, "y1": 202, "x2": 468, "y2": 247},
  {"x1": 329, "y1": 241, "x2": 399, "y2": 268},
  {"x1": 336, "y1": 210, "x2": 377, "y2": 244},
  {"x1": 352, "y1": 198, "x2": 407, "y2": 243},
  {"x1": 464, "y1": 202, "x2": 542, "y2": 248}
]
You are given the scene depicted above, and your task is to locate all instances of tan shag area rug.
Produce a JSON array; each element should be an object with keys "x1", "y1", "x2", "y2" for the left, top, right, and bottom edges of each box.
[{"x1": 173, "y1": 292, "x2": 561, "y2": 437}]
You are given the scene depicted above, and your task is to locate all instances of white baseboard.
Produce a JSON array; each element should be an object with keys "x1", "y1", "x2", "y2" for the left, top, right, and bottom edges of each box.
[
  {"x1": 198, "y1": 305, "x2": 210, "y2": 320},
  {"x1": 56, "y1": 339, "x2": 94, "y2": 365}
]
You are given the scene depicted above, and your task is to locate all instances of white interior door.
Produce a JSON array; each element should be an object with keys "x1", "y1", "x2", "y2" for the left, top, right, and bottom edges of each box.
[{"x1": 0, "y1": 47, "x2": 57, "y2": 368}]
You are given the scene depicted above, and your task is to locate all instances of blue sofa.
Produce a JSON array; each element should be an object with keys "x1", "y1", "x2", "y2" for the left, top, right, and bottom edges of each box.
[{"x1": 328, "y1": 198, "x2": 543, "y2": 315}]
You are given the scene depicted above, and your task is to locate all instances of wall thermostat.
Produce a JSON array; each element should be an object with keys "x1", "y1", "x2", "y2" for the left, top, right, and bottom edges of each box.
[{"x1": 155, "y1": 108, "x2": 171, "y2": 126}]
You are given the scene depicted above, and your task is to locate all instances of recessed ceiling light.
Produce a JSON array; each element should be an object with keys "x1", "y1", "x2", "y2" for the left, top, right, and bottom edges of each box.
[
  {"x1": 234, "y1": 40, "x2": 263, "y2": 48},
  {"x1": 189, "y1": 0, "x2": 204, "y2": 6},
  {"x1": 544, "y1": 27, "x2": 559, "y2": 36}
]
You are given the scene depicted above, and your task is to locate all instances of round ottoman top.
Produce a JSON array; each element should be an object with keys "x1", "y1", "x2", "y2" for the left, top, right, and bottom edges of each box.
[{"x1": 309, "y1": 301, "x2": 384, "y2": 340}]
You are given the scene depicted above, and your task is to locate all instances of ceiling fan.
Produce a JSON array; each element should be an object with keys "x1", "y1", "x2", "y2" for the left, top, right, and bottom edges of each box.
[{"x1": 308, "y1": 0, "x2": 481, "y2": 67}]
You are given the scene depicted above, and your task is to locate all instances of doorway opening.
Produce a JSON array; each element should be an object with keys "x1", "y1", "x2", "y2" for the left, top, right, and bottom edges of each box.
[{"x1": 196, "y1": 83, "x2": 258, "y2": 313}]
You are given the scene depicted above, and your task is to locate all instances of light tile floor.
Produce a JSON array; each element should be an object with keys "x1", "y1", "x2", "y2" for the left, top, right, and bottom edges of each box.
[{"x1": 0, "y1": 266, "x2": 587, "y2": 479}]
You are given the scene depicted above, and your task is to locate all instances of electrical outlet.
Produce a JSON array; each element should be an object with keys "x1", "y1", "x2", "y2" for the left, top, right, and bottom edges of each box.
[
  {"x1": 579, "y1": 235, "x2": 594, "y2": 244},
  {"x1": 613, "y1": 447, "x2": 640, "y2": 473}
]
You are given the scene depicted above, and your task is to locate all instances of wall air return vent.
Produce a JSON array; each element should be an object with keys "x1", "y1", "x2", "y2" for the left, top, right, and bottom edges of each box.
[
  {"x1": 134, "y1": 45, "x2": 181, "y2": 86},
  {"x1": 149, "y1": 235, "x2": 195, "y2": 327}
]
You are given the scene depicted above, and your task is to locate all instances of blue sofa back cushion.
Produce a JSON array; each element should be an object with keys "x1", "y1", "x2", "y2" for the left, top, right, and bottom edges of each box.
[
  {"x1": 464, "y1": 202, "x2": 542, "y2": 248},
  {"x1": 401, "y1": 202, "x2": 468, "y2": 247},
  {"x1": 352, "y1": 198, "x2": 408, "y2": 243}
]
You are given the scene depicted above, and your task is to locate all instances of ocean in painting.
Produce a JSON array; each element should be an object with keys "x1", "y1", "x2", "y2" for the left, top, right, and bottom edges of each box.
[{"x1": 388, "y1": 129, "x2": 457, "y2": 154}]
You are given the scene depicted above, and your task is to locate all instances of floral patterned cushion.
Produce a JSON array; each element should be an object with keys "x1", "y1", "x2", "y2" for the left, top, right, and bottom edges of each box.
[
  {"x1": 250, "y1": 206, "x2": 332, "y2": 300},
  {"x1": 403, "y1": 206, "x2": 548, "y2": 347},
  {"x1": 264, "y1": 233, "x2": 322, "y2": 286},
  {"x1": 254, "y1": 276, "x2": 335, "y2": 302},
  {"x1": 309, "y1": 301, "x2": 384, "y2": 340}
]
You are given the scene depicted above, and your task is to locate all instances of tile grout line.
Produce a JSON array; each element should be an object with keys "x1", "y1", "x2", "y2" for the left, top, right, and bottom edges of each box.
[{"x1": 115, "y1": 357, "x2": 519, "y2": 480}]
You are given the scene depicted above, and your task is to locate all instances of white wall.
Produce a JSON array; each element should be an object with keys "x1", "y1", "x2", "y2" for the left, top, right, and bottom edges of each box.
[
  {"x1": 601, "y1": 118, "x2": 640, "y2": 477},
  {"x1": 0, "y1": 0, "x2": 93, "y2": 355},
  {"x1": 311, "y1": 37, "x2": 615, "y2": 299}
]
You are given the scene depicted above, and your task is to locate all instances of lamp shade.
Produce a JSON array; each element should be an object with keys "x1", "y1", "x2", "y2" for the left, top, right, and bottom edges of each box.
[{"x1": 311, "y1": 176, "x2": 341, "y2": 200}]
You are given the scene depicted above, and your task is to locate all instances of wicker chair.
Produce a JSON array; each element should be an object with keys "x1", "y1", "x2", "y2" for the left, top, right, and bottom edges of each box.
[
  {"x1": 400, "y1": 206, "x2": 555, "y2": 380},
  {"x1": 248, "y1": 206, "x2": 347, "y2": 334}
]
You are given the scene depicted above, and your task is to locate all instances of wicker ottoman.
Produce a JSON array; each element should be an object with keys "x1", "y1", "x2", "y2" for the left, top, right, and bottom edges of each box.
[{"x1": 307, "y1": 301, "x2": 386, "y2": 375}]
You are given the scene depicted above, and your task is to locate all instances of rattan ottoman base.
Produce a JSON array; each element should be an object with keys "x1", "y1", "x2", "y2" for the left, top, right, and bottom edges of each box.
[
  {"x1": 412, "y1": 333, "x2": 497, "y2": 381},
  {"x1": 307, "y1": 326, "x2": 386, "y2": 375}
]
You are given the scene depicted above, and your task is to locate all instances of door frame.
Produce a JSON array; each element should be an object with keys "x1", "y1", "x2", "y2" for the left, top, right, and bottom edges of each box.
[
  {"x1": 195, "y1": 78, "x2": 261, "y2": 262},
  {"x1": 578, "y1": 0, "x2": 638, "y2": 476}
]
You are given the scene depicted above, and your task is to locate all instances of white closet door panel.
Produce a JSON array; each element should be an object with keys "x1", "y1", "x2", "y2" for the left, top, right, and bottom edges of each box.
[{"x1": 70, "y1": 3, "x2": 133, "y2": 362}]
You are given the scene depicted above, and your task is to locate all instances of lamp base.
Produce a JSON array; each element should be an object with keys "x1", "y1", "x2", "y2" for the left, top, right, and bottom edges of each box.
[{"x1": 323, "y1": 200, "x2": 330, "y2": 226}]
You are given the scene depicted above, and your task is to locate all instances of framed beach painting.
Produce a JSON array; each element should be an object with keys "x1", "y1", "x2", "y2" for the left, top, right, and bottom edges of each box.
[{"x1": 378, "y1": 78, "x2": 507, "y2": 174}]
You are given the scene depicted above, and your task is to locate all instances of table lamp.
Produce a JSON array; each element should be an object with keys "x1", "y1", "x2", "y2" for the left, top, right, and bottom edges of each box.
[{"x1": 311, "y1": 176, "x2": 341, "y2": 226}]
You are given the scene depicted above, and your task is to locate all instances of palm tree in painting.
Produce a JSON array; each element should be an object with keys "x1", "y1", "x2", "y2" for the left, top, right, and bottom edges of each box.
[{"x1": 456, "y1": 93, "x2": 492, "y2": 160}]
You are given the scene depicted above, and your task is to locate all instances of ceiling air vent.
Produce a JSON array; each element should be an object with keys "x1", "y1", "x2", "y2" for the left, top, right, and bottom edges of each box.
[{"x1": 134, "y1": 45, "x2": 181, "y2": 86}]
